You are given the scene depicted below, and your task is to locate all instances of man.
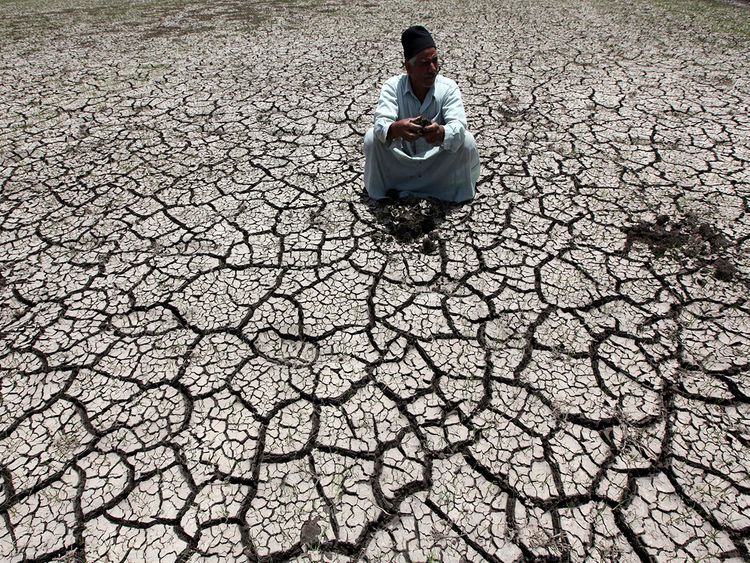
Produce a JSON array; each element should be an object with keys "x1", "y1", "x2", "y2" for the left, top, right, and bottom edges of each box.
[{"x1": 364, "y1": 25, "x2": 480, "y2": 203}]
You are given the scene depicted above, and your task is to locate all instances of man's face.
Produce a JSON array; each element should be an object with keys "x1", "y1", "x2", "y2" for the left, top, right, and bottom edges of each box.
[{"x1": 406, "y1": 47, "x2": 439, "y2": 92}]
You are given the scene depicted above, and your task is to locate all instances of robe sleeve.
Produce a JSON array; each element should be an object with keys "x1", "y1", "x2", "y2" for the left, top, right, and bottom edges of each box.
[
  {"x1": 441, "y1": 85, "x2": 468, "y2": 153},
  {"x1": 373, "y1": 79, "x2": 399, "y2": 144}
]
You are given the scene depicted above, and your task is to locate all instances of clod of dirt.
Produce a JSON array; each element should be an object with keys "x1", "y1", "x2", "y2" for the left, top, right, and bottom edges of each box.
[
  {"x1": 697, "y1": 223, "x2": 729, "y2": 252},
  {"x1": 393, "y1": 221, "x2": 421, "y2": 241},
  {"x1": 420, "y1": 216, "x2": 436, "y2": 234},
  {"x1": 300, "y1": 515, "x2": 322, "y2": 547},
  {"x1": 371, "y1": 231, "x2": 393, "y2": 244},
  {"x1": 714, "y1": 258, "x2": 736, "y2": 281},
  {"x1": 421, "y1": 238, "x2": 437, "y2": 254}
]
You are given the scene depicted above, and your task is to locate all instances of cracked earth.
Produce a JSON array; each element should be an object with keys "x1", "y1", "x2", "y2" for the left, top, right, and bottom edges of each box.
[{"x1": 1, "y1": 0, "x2": 750, "y2": 561}]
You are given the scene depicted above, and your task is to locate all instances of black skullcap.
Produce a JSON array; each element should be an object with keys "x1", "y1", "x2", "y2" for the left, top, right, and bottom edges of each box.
[{"x1": 401, "y1": 25, "x2": 436, "y2": 60}]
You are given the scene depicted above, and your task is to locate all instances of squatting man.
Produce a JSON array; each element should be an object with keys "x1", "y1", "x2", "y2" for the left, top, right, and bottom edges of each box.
[{"x1": 364, "y1": 25, "x2": 480, "y2": 203}]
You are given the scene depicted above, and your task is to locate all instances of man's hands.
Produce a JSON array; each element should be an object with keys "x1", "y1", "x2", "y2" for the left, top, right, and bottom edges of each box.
[
  {"x1": 387, "y1": 117, "x2": 444, "y2": 145},
  {"x1": 421, "y1": 121, "x2": 444, "y2": 145}
]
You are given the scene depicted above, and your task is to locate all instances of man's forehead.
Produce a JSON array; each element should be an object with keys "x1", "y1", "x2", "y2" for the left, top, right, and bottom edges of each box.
[{"x1": 414, "y1": 48, "x2": 438, "y2": 61}]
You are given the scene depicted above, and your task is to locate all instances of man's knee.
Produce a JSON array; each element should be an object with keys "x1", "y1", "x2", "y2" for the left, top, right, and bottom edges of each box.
[{"x1": 462, "y1": 131, "x2": 477, "y2": 155}]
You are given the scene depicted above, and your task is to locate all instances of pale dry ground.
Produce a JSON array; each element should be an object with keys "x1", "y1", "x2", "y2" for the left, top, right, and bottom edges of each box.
[{"x1": 1, "y1": 0, "x2": 749, "y2": 561}]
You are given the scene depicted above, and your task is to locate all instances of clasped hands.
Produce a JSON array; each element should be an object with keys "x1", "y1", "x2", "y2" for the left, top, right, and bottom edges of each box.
[{"x1": 388, "y1": 117, "x2": 444, "y2": 145}]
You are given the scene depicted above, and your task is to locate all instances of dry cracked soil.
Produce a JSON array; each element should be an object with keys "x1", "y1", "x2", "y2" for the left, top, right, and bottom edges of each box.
[{"x1": 1, "y1": 0, "x2": 750, "y2": 561}]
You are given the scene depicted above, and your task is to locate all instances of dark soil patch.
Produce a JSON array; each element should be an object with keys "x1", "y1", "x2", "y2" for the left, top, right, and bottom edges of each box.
[
  {"x1": 420, "y1": 237, "x2": 438, "y2": 254},
  {"x1": 623, "y1": 214, "x2": 736, "y2": 281},
  {"x1": 713, "y1": 257, "x2": 737, "y2": 281},
  {"x1": 368, "y1": 196, "x2": 448, "y2": 245}
]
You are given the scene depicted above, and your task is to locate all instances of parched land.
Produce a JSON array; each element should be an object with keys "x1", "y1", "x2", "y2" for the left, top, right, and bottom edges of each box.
[{"x1": 1, "y1": 0, "x2": 749, "y2": 560}]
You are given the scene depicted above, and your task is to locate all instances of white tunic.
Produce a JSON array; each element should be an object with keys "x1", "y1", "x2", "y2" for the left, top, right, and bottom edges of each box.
[{"x1": 364, "y1": 74, "x2": 480, "y2": 202}]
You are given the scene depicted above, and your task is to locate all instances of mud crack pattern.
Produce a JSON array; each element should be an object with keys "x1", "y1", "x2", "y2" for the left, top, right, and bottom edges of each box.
[{"x1": 1, "y1": 0, "x2": 750, "y2": 561}]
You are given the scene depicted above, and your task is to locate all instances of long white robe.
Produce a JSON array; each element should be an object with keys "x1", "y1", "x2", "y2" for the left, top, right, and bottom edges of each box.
[{"x1": 364, "y1": 74, "x2": 480, "y2": 202}]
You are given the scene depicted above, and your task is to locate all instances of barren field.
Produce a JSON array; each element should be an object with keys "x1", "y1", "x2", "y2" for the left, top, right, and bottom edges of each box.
[{"x1": 1, "y1": 0, "x2": 749, "y2": 560}]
